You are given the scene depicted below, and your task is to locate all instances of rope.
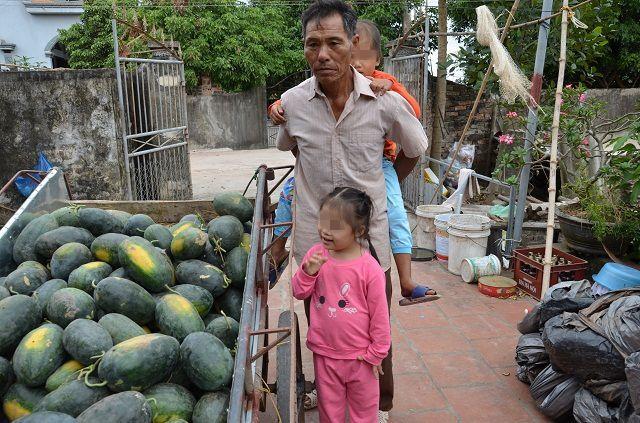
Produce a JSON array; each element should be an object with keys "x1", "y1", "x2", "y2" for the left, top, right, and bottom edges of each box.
[{"x1": 560, "y1": 5, "x2": 589, "y2": 28}]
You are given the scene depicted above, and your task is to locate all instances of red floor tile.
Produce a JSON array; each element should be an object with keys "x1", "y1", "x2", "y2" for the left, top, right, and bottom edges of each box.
[
  {"x1": 407, "y1": 327, "x2": 474, "y2": 354},
  {"x1": 470, "y1": 336, "x2": 518, "y2": 368},
  {"x1": 392, "y1": 373, "x2": 448, "y2": 412},
  {"x1": 389, "y1": 408, "x2": 458, "y2": 423},
  {"x1": 436, "y1": 297, "x2": 494, "y2": 318},
  {"x1": 392, "y1": 340, "x2": 429, "y2": 375},
  {"x1": 448, "y1": 314, "x2": 515, "y2": 341},
  {"x1": 394, "y1": 305, "x2": 451, "y2": 331},
  {"x1": 424, "y1": 352, "x2": 500, "y2": 388},
  {"x1": 442, "y1": 384, "x2": 534, "y2": 422}
]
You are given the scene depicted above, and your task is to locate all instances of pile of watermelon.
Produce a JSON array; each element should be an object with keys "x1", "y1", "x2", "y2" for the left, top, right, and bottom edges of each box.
[{"x1": 0, "y1": 192, "x2": 254, "y2": 423}]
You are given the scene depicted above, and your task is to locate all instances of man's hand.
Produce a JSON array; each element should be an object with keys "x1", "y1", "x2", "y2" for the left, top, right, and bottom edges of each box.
[
  {"x1": 269, "y1": 103, "x2": 286, "y2": 125},
  {"x1": 303, "y1": 252, "x2": 327, "y2": 276},
  {"x1": 367, "y1": 77, "x2": 393, "y2": 96},
  {"x1": 357, "y1": 356, "x2": 384, "y2": 380}
]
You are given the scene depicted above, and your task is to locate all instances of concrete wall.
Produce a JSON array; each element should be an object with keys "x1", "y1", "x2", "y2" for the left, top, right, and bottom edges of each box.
[
  {"x1": 586, "y1": 88, "x2": 640, "y2": 121},
  {"x1": 0, "y1": 0, "x2": 81, "y2": 66},
  {"x1": 187, "y1": 85, "x2": 267, "y2": 150},
  {"x1": 0, "y1": 69, "x2": 127, "y2": 200}
]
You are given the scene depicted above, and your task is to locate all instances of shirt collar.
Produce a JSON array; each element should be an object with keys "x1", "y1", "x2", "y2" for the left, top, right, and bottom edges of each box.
[{"x1": 307, "y1": 66, "x2": 377, "y2": 101}]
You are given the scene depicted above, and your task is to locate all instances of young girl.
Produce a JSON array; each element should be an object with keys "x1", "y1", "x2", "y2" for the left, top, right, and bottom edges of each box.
[{"x1": 291, "y1": 187, "x2": 391, "y2": 422}]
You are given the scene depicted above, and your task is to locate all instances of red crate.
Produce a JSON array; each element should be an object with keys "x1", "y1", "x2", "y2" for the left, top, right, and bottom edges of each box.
[{"x1": 513, "y1": 247, "x2": 589, "y2": 300}]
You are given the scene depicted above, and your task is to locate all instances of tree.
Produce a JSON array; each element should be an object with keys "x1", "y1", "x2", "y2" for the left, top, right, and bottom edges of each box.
[{"x1": 448, "y1": 0, "x2": 640, "y2": 89}]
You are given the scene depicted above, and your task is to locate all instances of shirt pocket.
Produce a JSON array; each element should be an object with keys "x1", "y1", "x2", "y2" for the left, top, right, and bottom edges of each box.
[{"x1": 346, "y1": 131, "x2": 383, "y2": 174}]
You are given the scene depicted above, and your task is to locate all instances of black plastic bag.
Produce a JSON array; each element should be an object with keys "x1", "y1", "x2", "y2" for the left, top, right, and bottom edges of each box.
[
  {"x1": 530, "y1": 364, "x2": 581, "y2": 420},
  {"x1": 617, "y1": 391, "x2": 640, "y2": 422},
  {"x1": 601, "y1": 296, "x2": 640, "y2": 356},
  {"x1": 518, "y1": 303, "x2": 542, "y2": 335},
  {"x1": 515, "y1": 333, "x2": 549, "y2": 384},
  {"x1": 626, "y1": 353, "x2": 640, "y2": 413},
  {"x1": 574, "y1": 388, "x2": 619, "y2": 423},
  {"x1": 542, "y1": 313, "x2": 626, "y2": 381},
  {"x1": 585, "y1": 380, "x2": 629, "y2": 406},
  {"x1": 539, "y1": 280, "x2": 595, "y2": 325}
]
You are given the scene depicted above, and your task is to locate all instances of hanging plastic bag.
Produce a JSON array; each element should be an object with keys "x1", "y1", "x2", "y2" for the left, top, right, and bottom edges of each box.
[
  {"x1": 530, "y1": 364, "x2": 581, "y2": 420},
  {"x1": 539, "y1": 280, "x2": 595, "y2": 325},
  {"x1": 515, "y1": 333, "x2": 549, "y2": 384},
  {"x1": 442, "y1": 143, "x2": 475, "y2": 187},
  {"x1": 601, "y1": 296, "x2": 640, "y2": 356},
  {"x1": 517, "y1": 303, "x2": 542, "y2": 335},
  {"x1": 542, "y1": 313, "x2": 626, "y2": 381},
  {"x1": 14, "y1": 153, "x2": 53, "y2": 197},
  {"x1": 573, "y1": 388, "x2": 619, "y2": 423}
]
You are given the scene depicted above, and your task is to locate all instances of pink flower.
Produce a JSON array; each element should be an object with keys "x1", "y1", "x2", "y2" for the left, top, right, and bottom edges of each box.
[
  {"x1": 498, "y1": 134, "x2": 515, "y2": 145},
  {"x1": 579, "y1": 93, "x2": 587, "y2": 103},
  {"x1": 565, "y1": 84, "x2": 573, "y2": 89},
  {"x1": 560, "y1": 98, "x2": 564, "y2": 105},
  {"x1": 582, "y1": 137, "x2": 590, "y2": 146},
  {"x1": 506, "y1": 111, "x2": 518, "y2": 118}
]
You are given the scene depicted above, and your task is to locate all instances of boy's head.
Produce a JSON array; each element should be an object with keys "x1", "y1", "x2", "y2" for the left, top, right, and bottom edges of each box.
[{"x1": 352, "y1": 19, "x2": 381, "y2": 77}]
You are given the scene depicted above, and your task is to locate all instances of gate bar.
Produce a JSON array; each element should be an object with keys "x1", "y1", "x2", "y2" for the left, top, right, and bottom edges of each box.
[
  {"x1": 128, "y1": 142, "x2": 188, "y2": 158},
  {"x1": 120, "y1": 57, "x2": 183, "y2": 64},
  {"x1": 124, "y1": 126, "x2": 187, "y2": 140}
]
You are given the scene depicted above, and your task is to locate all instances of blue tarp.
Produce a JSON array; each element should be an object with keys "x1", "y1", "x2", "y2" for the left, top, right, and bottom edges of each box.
[{"x1": 14, "y1": 153, "x2": 53, "y2": 197}]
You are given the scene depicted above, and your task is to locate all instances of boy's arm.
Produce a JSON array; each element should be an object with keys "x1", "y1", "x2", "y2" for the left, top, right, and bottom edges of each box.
[
  {"x1": 362, "y1": 266, "x2": 391, "y2": 366},
  {"x1": 268, "y1": 99, "x2": 286, "y2": 125},
  {"x1": 374, "y1": 70, "x2": 421, "y2": 119}
]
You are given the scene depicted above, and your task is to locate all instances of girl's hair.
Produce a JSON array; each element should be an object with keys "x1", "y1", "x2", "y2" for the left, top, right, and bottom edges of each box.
[{"x1": 319, "y1": 187, "x2": 380, "y2": 264}]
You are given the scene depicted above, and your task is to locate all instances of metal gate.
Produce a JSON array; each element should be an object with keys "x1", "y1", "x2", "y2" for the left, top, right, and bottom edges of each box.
[{"x1": 112, "y1": 20, "x2": 193, "y2": 201}]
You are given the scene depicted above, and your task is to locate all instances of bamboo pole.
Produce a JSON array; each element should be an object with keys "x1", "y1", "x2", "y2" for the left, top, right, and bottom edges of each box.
[{"x1": 541, "y1": 0, "x2": 570, "y2": 297}]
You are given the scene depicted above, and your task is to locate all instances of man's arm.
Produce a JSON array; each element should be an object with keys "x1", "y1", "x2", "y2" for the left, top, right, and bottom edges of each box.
[{"x1": 394, "y1": 150, "x2": 419, "y2": 183}]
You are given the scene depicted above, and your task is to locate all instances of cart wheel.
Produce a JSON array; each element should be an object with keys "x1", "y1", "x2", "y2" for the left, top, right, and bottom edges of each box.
[{"x1": 276, "y1": 311, "x2": 306, "y2": 423}]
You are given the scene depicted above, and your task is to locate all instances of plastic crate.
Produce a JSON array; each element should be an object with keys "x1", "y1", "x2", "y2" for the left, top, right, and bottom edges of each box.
[{"x1": 513, "y1": 247, "x2": 588, "y2": 300}]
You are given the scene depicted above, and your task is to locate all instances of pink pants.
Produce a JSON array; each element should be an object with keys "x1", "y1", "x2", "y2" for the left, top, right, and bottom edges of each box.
[{"x1": 313, "y1": 354, "x2": 380, "y2": 422}]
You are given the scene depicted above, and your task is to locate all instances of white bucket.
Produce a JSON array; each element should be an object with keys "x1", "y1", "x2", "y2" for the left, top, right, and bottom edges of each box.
[
  {"x1": 460, "y1": 254, "x2": 501, "y2": 283},
  {"x1": 447, "y1": 214, "x2": 492, "y2": 275},
  {"x1": 434, "y1": 213, "x2": 454, "y2": 263},
  {"x1": 415, "y1": 204, "x2": 453, "y2": 250}
]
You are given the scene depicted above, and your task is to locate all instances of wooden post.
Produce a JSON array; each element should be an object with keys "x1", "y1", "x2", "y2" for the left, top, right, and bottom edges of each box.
[
  {"x1": 430, "y1": 0, "x2": 448, "y2": 164},
  {"x1": 541, "y1": 0, "x2": 570, "y2": 297}
]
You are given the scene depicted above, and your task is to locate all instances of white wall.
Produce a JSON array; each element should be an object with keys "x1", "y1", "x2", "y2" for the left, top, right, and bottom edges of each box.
[{"x1": 0, "y1": 0, "x2": 81, "y2": 67}]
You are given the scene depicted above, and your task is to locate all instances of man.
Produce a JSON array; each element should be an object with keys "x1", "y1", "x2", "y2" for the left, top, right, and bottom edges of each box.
[{"x1": 277, "y1": 0, "x2": 429, "y2": 420}]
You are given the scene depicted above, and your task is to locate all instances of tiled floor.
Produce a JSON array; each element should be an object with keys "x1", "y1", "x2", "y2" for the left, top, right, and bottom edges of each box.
[{"x1": 259, "y1": 259, "x2": 551, "y2": 422}]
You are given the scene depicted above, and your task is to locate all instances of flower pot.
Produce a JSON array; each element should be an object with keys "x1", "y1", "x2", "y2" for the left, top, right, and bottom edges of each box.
[{"x1": 556, "y1": 209, "x2": 606, "y2": 256}]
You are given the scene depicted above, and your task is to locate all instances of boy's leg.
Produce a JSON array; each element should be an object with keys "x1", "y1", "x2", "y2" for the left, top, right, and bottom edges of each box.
[
  {"x1": 313, "y1": 354, "x2": 347, "y2": 422},
  {"x1": 270, "y1": 177, "x2": 294, "y2": 283},
  {"x1": 379, "y1": 271, "x2": 394, "y2": 411},
  {"x1": 346, "y1": 359, "x2": 380, "y2": 423}
]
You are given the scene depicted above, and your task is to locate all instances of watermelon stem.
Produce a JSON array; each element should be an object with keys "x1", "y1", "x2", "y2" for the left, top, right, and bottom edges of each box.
[
  {"x1": 220, "y1": 310, "x2": 232, "y2": 329},
  {"x1": 222, "y1": 275, "x2": 231, "y2": 289},
  {"x1": 164, "y1": 285, "x2": 179, "y2": 295},
  {"x1": 147, "y1": 398, "x2": 157, "y2": 406},
  {"x1": 8, "y1": 287, "x2": 18, "y2": 295}
]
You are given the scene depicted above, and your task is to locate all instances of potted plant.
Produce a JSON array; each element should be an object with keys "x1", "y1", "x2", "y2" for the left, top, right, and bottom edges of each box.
[{"x1": 494, "y1": 85, "x2": 640, "y2": 260}]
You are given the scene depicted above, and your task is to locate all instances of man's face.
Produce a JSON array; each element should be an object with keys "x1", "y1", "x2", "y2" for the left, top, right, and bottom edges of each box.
[{"x1": 304, "y1": 13, "x2": 358, "y2": 85}]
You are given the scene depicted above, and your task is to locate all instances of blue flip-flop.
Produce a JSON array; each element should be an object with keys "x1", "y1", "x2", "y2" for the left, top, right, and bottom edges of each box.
[{"x1": 399, "y1": 285, "x2": 440, "y2": 306}]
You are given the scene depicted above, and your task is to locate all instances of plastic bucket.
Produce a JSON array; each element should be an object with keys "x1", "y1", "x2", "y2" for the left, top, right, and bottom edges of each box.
[
  {"x1": 447, "y1": 214, "x2": 492, "y2": 275},
  {"x1": 460, "y1": 254, "x2": 501, "y2": 283},
  {"x1": 415, "y1": 204, "x2": 453, "y2": 250},
  {"x1": 434, "y1": 213, "x2": 453, "y2": 263}
]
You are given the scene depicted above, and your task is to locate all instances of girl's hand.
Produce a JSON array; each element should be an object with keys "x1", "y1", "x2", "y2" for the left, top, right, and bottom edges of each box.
[
  {"x1": 303, "y1": 252, "x2": 327, "y2": 276},
  {"x1": 269, "y1": 104, "x2": 286, "y2": 125},
  {"x1": 366, "y1": 77, "x2": 393, "y2": 96},
  {"x1": 357, "y1": 356, "x2": 384, "y2": 380}
]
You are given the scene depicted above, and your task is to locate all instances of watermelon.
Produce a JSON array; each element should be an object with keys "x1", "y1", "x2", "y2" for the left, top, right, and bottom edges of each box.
[
  {"x1": 34, "y1": 378, "x2": 110, "y2": 417},
  {"x1": 192, "y1": 391, "x2": 229, "y2": 423},
  {"x1": 155, "y1": 294, "x2": 204, "y2": 342},
  {"x1": 123, "y1": 214, "x2": 155, "y2": 237},
  {"x1": 212, "y1": 191, "x2": 253, "y2": 223},
  {"x1": 68, "y1": 262, "x2": 113, "y2": 294},
  {"x1": 98, "y1": 314, "x2": 146, "y2": 345},
  {"x1": 34, "y1": 226, "x2": 95, "y2": 261},
  {"x1": 172, "y1": 284, "x2": 213, "y2": 317},
  {"x1": 32, "y1": 279, "x2": 67, "y2": 314},
  {"x1": 0, "y1": 356, "x2": 14, "y2": 398},
  {"x1": 50, "y1": 243, "x2": 92, "y2": 281},
  {"x1": 13, "y1": 411, "x2": 77, "y2": 423},
  {"x1": 205, "y1": 316, "x2": 239, "y2": 349},
  {"x1": 12, "y1": 323, "x2": 65, "y2": 387},
  {"x1": 78, "y1": 208, "x2": 124, "y2": 236},
  {"x1": 175, "y1": 260, "x2": 227, "y2": 298},
  {"x1": 243, "y1": 221, "x2": 252, "y2": 233},
  {"x1": 0, "y1": 295, "x2": 41, "y2": 357},
  {"x1": 179, "y1": 332, "x2": 233, "y2": 391},
  {"x1": 63, "y1": 319, "x2": 113, "y2": 365},
  {"x1": 76, "y1": 391, "x2": 152, "y2": 423},
  {"x1": 143, "y1": 383, "x2": 196, "y2": 423},
  {"x1": 170, "y1": 221, "x2": 198, "y2": 237},
  {"x1": 93, "y1": 277, "x2": 155, "y2": 325},
  {"x1": 97, "y1": 334, "x2": 180, "y2": 392},
  {"x1": 143, "y1": 224, "x2": 173, "y2": 252},
  {"x1": 3, "y1": 266, "x2": 48, "y2": 295},
  {"x1": 2, "y1": 383, "x2": 47, "y2": 421},
  {"x1": 171, "y1": 227, "x2": 208, "y2": 261},
  {"x1": 201, "y1": 240, "x2": 224, "y2": 268},
  {"x1": 207, "y1": 215, "x2": 244, "y2": 253},
  {"x1": 165, "y1": 364, "x2": 193, "y2": 390},
  {"x1": 17, "y1": 260, "x2": 50, "y2": 276},
  {"x1": 0, "y1": 276, "x2": 6, "y2": 287},
  {"x1": 225, "y1": 246, "x2": 248, "y2": 289},
  {"x1": 179, "y1": 214, "x2": 203, "y2": 225},
  {"x1": 109, "y1": 267, "x2": 127, "y2": 278},
  {"x1": 13, "y1": 214, "x2": 59, "y2": 263},
  {"x1": 51, "y1": 206, "x2": 81, "y2": 227},
  {"x1": 45, "y1": 360, "x2": 83, "y2": 392},
  {"x1": 46, "y1": 288, "x2": 95, "y2": 328},
  {"x1": 203, "y1": 313, "x2": 222, "y2": 326},
  {"x1": 215, "y1": 288, "x2": 243, "y2": 321},
  {"x1": 118, "y1": 237, "x2": 175, "y2": 293},
  {"x1": 106, "y1": 210, "x2": 132, "y2": 228},
  {"x1": 0, "y1": 285, "x2": 9, "y2": 301},
  {"x1": 91, "y1": 234, "x2": 129, "y2": 268},
  {"x1": 0, "y1": 238, "x2": 15, "y2": 279}
]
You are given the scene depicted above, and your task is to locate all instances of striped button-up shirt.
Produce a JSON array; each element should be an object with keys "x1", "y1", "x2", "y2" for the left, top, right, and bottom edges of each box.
[{"x1": 277, "y1": 68, "x2": 428, "y2": 270}]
